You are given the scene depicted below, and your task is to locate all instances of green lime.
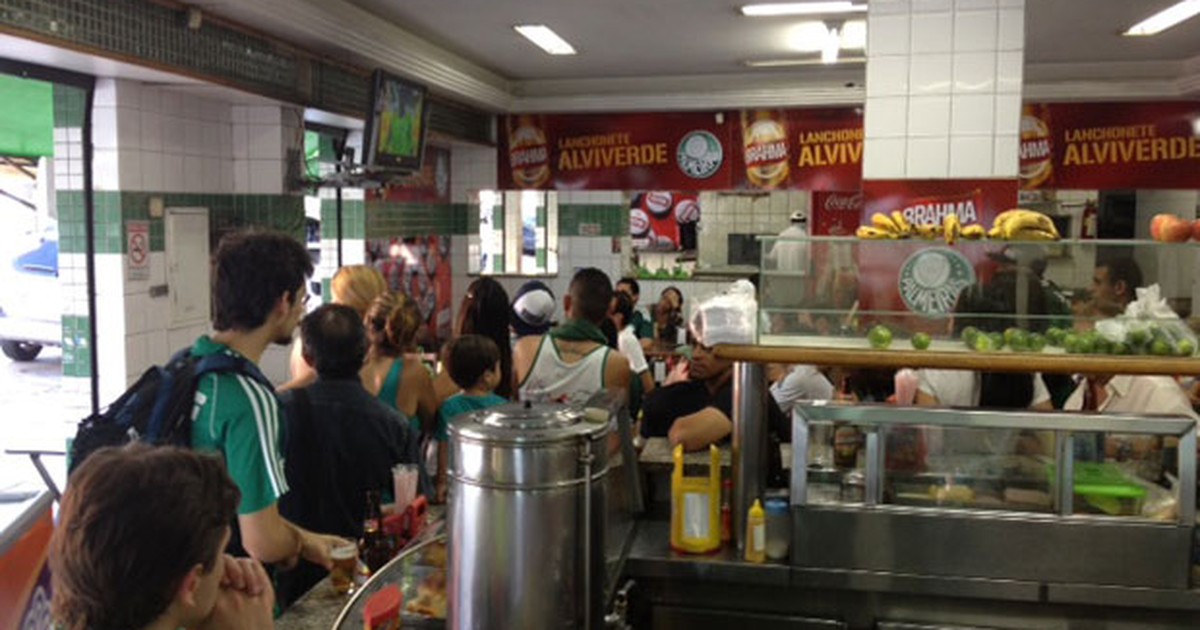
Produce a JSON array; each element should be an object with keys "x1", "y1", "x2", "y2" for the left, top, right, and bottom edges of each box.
[
  {"x1": 972, "y1": 333, "x2": 995, "y2": 352},
  {"x1": 1127, "y1": 328, "x2": 1149, "y2": 347},
  {"x1": 1004, "y1": 327, "x2": 1023, "y2": 345},
  {"x1": 1027, "y1": 333, "x2": 1047, "y2": 352},
  {"x1": 911, "y1": 332, "x2": 932, "y2": 350},
  {"x1": 1063, "y1": 333, "x2": 1081, "y2": 354},
  {"x1": 1109, "y1": 341, "x2": 1131, "y2": 355},
  {"x1": 868, "y1": 325, "x2": 894, "y2": 350},
  {"x1": 1177, "y1": 339, "x2": 1196, "y2": 357},
  {"x1": 961, "y1": 326, "x2": 981, "y2": 348},
  {"x1": 1045, "y1": 327, "x2": 1066, "y2": 346},
  {"x1": 988, "y1": 332, "x2": 1005, "y2": 350},
  {"x1": 1150, "y1": 338, "x2": 1173, "y2": 356},
  {"x1": 1087, "y1": 333, "x2": 1110, "y2": 355}
]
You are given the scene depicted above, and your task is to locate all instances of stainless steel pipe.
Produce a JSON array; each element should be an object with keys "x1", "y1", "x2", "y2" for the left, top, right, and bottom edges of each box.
[{"x1": 732, "y1": 361, "x2": 767, "y2": 551}]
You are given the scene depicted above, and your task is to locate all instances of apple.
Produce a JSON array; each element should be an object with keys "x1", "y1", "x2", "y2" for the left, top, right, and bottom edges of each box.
[
  {"x1": 1151, "y1": 213, "x2": 1191, "y2": 242},
  {"x1": 1193, "y1": 219, "x2": 1200, "y2": 242}
]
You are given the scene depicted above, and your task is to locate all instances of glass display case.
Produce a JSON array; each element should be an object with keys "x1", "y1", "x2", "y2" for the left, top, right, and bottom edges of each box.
[
  {"x1": 756, "y1": 235, "x2": 1199, "y2": 361},
  {"x1": 790, "y1": 402, "x2": 1197, "y2": 590}
]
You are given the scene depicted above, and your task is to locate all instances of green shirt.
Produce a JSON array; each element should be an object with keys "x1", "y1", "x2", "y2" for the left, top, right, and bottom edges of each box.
[
  {"x1": 631, "y1": 310, "x2": 655, "y2": 340},
  {"x1": 190, "y1": 336, "x2": 288, "y2": 515},
  {"x1": 437, "y1": 393, "x2": 507, "y2": 442}
]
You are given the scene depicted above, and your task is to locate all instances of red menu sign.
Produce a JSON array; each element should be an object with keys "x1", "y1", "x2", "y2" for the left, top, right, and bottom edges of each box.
[
  {"x1": 500, "y1": 112, "x2": 731, "y2": 190},
  {"x1": 1021, "y1": 101, "x2": 1200, "y2": 190}
]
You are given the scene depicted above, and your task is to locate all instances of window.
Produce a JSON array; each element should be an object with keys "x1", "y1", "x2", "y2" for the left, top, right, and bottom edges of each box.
[{"x1": 471, "y1": 190, "x2": 558, "y2": 276}]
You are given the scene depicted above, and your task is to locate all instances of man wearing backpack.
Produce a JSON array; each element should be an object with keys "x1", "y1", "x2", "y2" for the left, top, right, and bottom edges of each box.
[{"x1": 192, "y1": 230, "x2": 344, "y2": 571}]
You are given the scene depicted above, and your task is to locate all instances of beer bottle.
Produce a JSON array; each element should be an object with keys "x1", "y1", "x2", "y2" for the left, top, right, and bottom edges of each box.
[{"x1": 359, "y1": 490, "x2": 391, "y2": 577}]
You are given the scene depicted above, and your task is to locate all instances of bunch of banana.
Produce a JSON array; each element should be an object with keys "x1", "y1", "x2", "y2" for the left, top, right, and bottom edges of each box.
[
  {"x1": 990, "y1": 208, "x2": 1060, "y2": 241},
  {"x1": 858, "y1": 212, "x2": 910, "y2": 239},
  {"x1": 942, "y1": 213, "x2": 962, "y2": 245}
]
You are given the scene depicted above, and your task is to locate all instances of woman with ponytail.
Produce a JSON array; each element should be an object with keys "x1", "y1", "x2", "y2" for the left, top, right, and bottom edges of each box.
[
  {"x1": 362, "y1": 292, "x2": 438, "y2": 434},
  {"x1": 433, "y1": 278, "x2": 513, "y2": 403}
]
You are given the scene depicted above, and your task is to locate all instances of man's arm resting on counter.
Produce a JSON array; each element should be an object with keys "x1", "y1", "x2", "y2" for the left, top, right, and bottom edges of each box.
[
  {"x1": 239, "y1": 504, "x2": 342, "y2": 569},
  {"x1": 668, "y1": 407, "x2": 732, "y2": 452}
]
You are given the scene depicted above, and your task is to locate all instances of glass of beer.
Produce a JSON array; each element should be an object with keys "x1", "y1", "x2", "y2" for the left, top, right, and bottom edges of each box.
[{"x1": 330, "y1": 542, "x2": 358, "y2": 595}]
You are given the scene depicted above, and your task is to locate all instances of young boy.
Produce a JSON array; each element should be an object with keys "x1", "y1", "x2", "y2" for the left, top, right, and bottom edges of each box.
[{"x1": 435, "y1": 334, "x2": 508, "y2": 500}]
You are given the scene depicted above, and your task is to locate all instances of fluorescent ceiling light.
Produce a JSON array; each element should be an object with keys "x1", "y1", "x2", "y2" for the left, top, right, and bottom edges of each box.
[
  {"x1": 742, "y1": 2, "x2": 866, "y2": 16},
  {"x1": 1123, "y1": 0, "x2": 1200, "y2": 36},
  {"x1": 514, "y1": 24, "x2": 577, "y2": 55},
  {"x1": 744, "y1": 56, "x2": 866, "y2": 67},
  {"x1": 788, "y1": 21, "x2": 834, "y2": 52},
  {"x1": 840, "y1": 20, "x2": 866, "y2": 49},
  {"x1": 821, "y1": 30, "x2": 840, "y2": 64}
]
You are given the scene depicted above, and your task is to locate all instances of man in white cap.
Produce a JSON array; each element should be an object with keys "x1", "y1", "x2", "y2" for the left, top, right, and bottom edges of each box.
[
  {"x1": 763, "y1": 210, "x2": 811, "y2": 332},
  {"x1": 510, "y1": 280, "x2": 557, "y2": 340}
]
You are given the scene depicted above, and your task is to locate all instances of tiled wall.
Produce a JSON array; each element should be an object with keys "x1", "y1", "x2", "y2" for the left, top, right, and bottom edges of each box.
[
  {"x1": 697, "y1": 190, "x2": 807, "y2": 268},
  {"x1": 78, "y1": 78, "x2": 305, "y2": 401},
  {"x1": 864, "y1": 0, "x2": 1024, "y2": 179}
]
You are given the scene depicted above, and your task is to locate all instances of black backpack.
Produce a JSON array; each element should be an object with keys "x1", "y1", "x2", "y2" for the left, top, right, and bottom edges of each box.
[{"x1": 69, "y1": 346, "x2": 273, "y2": 473}]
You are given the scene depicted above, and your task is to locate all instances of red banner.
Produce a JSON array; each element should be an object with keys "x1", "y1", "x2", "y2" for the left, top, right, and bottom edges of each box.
[
  {"x1": 857, "y1": 179, "x2": 1017, "y2": 321},
  {"x1": 500, "y1": 112, "x2": 731, "y2": 190},
  {"x1": 1021, "y1": 102, "x2": 1200, "y2": 190},
  {"x1": 735, "y1": 108, "x2": 864, "y2": 192},
  {"x1": 629, "y1": 191, "x2": 700, "y2": 251}
]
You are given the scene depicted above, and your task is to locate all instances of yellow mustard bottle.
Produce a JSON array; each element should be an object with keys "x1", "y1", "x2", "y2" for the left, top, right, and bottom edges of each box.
[
  {"x1": 669, "y1": 444, "x2": 721, "y2": 554},
  {"x1": 744, "y1": 499, "x2": 766, "y2": 563}
]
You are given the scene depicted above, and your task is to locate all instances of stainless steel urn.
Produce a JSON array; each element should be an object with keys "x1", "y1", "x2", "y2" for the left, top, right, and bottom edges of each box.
[{"x1": 448, "y1": 401, "x2": 609, "y2": 629}]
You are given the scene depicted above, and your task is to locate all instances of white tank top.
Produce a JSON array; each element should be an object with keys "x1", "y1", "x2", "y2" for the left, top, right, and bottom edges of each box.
[{"x1": 518, "y1": 336, "x2": 610, "y2": 405}]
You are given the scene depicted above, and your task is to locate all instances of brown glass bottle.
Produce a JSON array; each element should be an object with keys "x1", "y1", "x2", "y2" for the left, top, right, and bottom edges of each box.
[{"x1": 359, "y1": 490, "x2": 391, "y2": 576}]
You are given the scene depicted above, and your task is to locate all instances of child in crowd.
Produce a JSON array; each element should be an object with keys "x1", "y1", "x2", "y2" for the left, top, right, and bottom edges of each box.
[{"x1": 434, "y1": 334, "x2": 509, "y2": 500}]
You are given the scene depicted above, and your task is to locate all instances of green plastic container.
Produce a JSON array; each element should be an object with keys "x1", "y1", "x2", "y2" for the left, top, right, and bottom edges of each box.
[{"x1": 1046, "y1": 462, "x2": 1147, "y2": 516}]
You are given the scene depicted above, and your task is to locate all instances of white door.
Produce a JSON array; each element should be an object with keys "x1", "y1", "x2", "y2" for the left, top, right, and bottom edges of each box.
[{"x1": 165, "y1": 208, "x2": 210, "y2": 327}]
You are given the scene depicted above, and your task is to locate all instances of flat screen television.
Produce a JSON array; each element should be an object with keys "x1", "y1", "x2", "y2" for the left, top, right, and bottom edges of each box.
[{"x1": 364, "y1": 69, "x2": 430, "y2": 172}]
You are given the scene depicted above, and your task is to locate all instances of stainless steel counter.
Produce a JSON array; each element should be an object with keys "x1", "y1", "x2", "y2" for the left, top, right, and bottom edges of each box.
[{"x1": 625, "y1": 519, "x2": 1200, "y2": 629}]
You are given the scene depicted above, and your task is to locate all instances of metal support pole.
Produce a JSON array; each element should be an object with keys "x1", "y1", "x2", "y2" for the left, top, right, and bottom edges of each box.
[
  {"x1": 732, "y1": 361, "x2": 766, "y2": 552},
  {"x1": 1056, "y1": 432, "x2": 1075, "y2": 516}
]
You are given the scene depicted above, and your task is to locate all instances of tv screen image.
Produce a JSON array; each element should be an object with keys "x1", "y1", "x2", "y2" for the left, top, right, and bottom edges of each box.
[{"x1": 366, "y1": 70, "x2": 429, "y2": 171}]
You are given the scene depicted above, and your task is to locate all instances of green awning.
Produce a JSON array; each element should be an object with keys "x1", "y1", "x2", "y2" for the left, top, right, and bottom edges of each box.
[{"x1": 0, "y1": 74, "x2": 54, "y2": 159}]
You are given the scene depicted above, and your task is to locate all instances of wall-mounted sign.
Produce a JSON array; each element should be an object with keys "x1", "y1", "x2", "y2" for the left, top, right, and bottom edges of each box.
[
  {"x1": 125, "y1": 220, "x2": 150, "y2": 281},
  {"x1": 734, "y1": 107, "x2": 864, "y2": 192},
  {"x1": 1021, "y1": 102, "x2": 1200, "y2": 190}
]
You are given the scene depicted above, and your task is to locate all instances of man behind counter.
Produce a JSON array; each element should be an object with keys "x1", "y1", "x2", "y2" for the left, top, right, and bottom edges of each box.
[{"x1": 640, "y1": 339, "x2": 790, "y2": 485}]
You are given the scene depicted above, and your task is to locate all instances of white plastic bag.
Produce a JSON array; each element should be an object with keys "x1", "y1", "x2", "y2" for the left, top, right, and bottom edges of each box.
[
  {"x1": 689, "y1": 279, "x2": 758, "y2": 346},
  {"x1": 1097, "y1": 284, "x2": 1196, "y2": 352}
]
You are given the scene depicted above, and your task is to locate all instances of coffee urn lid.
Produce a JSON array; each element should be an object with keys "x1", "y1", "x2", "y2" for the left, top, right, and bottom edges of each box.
[{"x1": 450, "y1": 400, "x2": 609, "y2": 444}]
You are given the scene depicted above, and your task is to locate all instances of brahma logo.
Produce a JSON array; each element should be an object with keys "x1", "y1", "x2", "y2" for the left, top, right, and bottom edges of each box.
[
  {"x1": 898, "y1": 190, "x2": 983, "y2": 226},
  {"x1": 676, "y1": 130, "x2": 724, "y2": 179},
  {"x1": 898, "y1": 248, "x2": 976, "y2": 316},
  {"x1": 1020, "y1": 105, "x2": 1053, "y2": 188},
  {"x1": 508, "y1": 116, "x2": 550, "y2": 188}
]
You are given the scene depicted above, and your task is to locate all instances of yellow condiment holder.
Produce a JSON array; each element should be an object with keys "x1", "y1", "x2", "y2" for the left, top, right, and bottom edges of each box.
[{"x1": 669, "y1": 444, "x2": 722, "y2": 554}]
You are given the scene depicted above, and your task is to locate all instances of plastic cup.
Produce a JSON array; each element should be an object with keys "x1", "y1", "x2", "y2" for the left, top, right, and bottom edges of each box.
[{"x1": 330, "y1": 542, "x2": 358, "y2": 595}]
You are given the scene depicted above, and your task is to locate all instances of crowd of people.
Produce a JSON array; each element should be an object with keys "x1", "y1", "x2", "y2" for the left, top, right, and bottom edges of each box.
[{"x1": 48, "y1": 229, "x2": 1200, "y2": 630}]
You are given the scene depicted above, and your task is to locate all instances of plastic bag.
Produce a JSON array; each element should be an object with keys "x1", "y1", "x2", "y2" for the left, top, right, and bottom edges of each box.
[
  {"x1": 689, "y1": 279, "x2": 758, "y2": 346},
  {"x1": 1096, "y1": 284, "x2": 1196, "y2": 353}
]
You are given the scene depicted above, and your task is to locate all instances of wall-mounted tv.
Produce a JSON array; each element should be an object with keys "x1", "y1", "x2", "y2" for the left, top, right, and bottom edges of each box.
[{"x1": 364, "y1": 69, "x2": 430, "y2": 172}]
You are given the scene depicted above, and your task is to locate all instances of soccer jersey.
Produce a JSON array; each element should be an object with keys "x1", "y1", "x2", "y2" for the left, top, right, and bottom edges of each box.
[{"x1": 190, "y1": 336, "x2": 288, "y2": 515}]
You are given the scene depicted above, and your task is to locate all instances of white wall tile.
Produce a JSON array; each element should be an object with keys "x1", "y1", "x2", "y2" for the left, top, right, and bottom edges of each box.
[
  {"x1": 954, "y1": 10, "x2": 998, "y2": 52},
  {"x1": 248, "y1": 124, "x2": 282, "y2": 160},
  {"x1": 997, "y1": 8, "x2": 1024, "y2": 50},
  {"x1": 113, "y1": 80, "x2": 141, "y2": 110},
  {"x1": 184, "y1": 121, "x2": 203, "y2": 156},
  {"x1": 247, "y1": 106, "x2": 282, "y2": 125},
  {"x1": 994, "y1": 95, "x2": 1020, "y2": 135},
  {"x1": 908, "y1": 95, "x2": 951, "y2": 136},
  {"x1": 181, "y1": 96, "x2": 200, "y2": 122},
  {"x1": 951, "y1": 94, "x2": 995, "y2": 135},
  {"x1": 94, "y1": 79, "x2": 117, "y2": 107},
  {"x1": 955, "y1": 0, "x2": 997, "y2": 8},
  {"x1": 162, "y1": 154, "x2": 184, "y2": 193},
  {"x1": 202, "y1": 158, "x2": 220, "y2": 191},
  {"x1": 162, "y1": 116, "x2": 184, "y2": 151},
  {"x1": 160, "y1": 91, "x2": 182, "y2": 116},
  {"x1": 908, "y1": 53, "x2": 952, "y2": 94},
  {"x1": 906, "y1": 137, "x2": 950, "y2": 178},
  {"x1": 141, "y1": 112, "x2": 163, "y2": 152},
  {"x1": 993, "y1": 134, "x2": 1019, "y2": 177},
  {"x1": 117, "y1": 107, "x2": 141, "y2": 149},
  {"x1": 999, "y1": 0, "x2": 1023, "y2": 7},
  {"x1": 118, "y1": 149, "x2": 142, "y2": 190},
  {"x1": 93, "y1": 149, "x2": 120, "y2": 191},
  {"x1": 949, "y1": 135, "x2": 994, "y2": 177},
  {"x1": 911, "y1": 12, "x2": 952, "y2": 54},
  {"x1": 864, "y1": 96, "x2": 909, "y2": 138},
  {"x1": 141, "y1": 151, "x2": 164, "y2": 191},
  {"x1": 868, "y1": 14, "x2": 911, "y2": 56},
  {"x1": 996, "y1": 51, "x2": 1023, "y2": 93},
  {"x1": 870, "y1": 0, "x2": 911, "y2": 14},
  {"x1": 863, "y1": 137, "x2": 908, "y2": 179},
  {"x1": 233, "y1": 160, "x2": 250, "y2": 194},
  {"x1": 232, "y1": 123, "x2": 249, "y2": 159},
  {"x1": 912, "y1": 0, "x2": 952, "y2": 11},
  {"x1": 184, "y1": 156, "x2": 203, "y2": 192},
  {"x1": 248, "y1": 159, "x2": 283, "y2": 194},
  {"x1": 952, "y1": 51, "x2": 996, "y2": 93},
  {"x1": 866, "y1": 55, "x2": 910, "y2": 96},
  {"x1": 141, "y1": 86, "x2": 161, "y2": 114},
  {"x1": 92, "y1": 107, "x2": 118, "y2": 150}
]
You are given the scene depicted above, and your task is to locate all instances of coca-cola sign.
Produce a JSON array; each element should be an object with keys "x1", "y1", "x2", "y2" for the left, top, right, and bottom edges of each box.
[{"x1": 812, "y1": 190, "x2": 864, "y2": 236}]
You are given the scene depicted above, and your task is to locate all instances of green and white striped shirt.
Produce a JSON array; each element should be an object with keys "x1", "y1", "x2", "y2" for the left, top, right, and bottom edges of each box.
[{"x1": 190, "y1": 335, "x2": 288, "y2": 515}]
